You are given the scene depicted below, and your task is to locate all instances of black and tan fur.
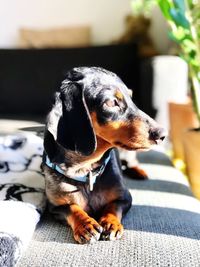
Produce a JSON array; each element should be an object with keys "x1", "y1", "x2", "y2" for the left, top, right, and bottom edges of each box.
[{"x1": 43, "y1": 67, "x2": 165, "y2": 244}]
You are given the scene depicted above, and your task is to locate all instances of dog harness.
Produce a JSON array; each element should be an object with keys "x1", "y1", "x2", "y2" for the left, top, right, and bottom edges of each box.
[{"x1": 44, "y1": 152, "x2": 111, "y2": 191}]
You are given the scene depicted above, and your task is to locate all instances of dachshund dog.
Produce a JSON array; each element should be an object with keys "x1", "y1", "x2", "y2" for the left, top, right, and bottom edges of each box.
[{"x1": 43, "y1": 67, "x2": 165, "y2": 244}]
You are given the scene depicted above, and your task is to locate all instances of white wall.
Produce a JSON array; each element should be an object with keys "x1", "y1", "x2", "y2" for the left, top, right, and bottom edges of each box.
[
  {"x1": 0, "y1": 0, "x2": 170, "y2": 53},
  {"x1": 0, "y1": 0, "x2": 131, "y2": 47}
]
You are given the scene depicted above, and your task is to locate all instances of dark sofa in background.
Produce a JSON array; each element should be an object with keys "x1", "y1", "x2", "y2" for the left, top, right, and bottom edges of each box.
[{"x1": 0, "y1": 44, "x2": 155, "y2": 123}]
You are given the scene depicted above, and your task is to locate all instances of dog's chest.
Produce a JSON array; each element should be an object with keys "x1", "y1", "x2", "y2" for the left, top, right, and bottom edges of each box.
[
  {"x1": 69, "y1": 187, "x2": 118, "y2": 216},
  {"x1": 61, "y1": 159, "x2": 102, "y2": 179},
  {"x1": 88, "y1": 189, "x2": 115, "y2": 213},
  {"x1": 45, "y1": 173, "x2": 117, "y2": 217}
]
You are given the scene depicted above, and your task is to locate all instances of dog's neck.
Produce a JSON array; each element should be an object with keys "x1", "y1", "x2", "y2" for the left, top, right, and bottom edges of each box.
[
  {"x1": 60, "y1": 136, "x2": 112, "y2": 178},
  {"x1": 86, "y1": 136, "x2": 112, "y2": 162}
]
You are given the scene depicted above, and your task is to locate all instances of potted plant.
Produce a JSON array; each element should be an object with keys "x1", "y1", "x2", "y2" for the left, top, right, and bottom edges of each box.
[
  {"x1": 168, "y1": 99, "x2": 198, "y2": 160},
  {"x1": 157, "y1": 0, "x2": 200, "y2": 198}
]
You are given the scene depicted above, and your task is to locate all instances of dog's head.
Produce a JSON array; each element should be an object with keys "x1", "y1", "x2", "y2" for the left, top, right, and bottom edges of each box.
[{"x1": 44, "y1": 67, "x2": 166, "y2": 161}]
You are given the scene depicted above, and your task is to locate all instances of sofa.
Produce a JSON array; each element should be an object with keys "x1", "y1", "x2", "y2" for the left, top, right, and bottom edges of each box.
[
  {"x1": 0, "y1": 45, "x2": 200, "y2": 266},
  {"x1": 16, "y1": 149, "x2": 200, "y2": 267},
  {"x1": 0, "y1": 44, "x2": 156, "y2": 122}
]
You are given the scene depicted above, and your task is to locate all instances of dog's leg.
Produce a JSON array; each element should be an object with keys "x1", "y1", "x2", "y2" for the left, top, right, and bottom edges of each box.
[
  {"x1": 99, "y1": 191, "x2": 132, "y2": 241},
  {"x1": 119, "y1": 150, "x2": 148, "y2": 179},
  {"x1": 66, "y1": 204, "x2": 103, "y2": 244},
  {"x1": 122, "y1": 164, "x2": 148, "y2": 180},
  {"x1": 99, "y1": 202, "x2": 124, "y2": 241}
]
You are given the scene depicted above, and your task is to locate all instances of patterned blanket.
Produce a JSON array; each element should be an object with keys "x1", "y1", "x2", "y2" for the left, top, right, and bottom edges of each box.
[{"x1": 0, "y1": 132, "x2": 46, "y2": 267}]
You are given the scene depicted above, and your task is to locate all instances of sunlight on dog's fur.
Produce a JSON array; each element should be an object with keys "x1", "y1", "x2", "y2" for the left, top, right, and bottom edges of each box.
[{"x1": 42, "y1": 67, "x2": 165, "y2": 244}]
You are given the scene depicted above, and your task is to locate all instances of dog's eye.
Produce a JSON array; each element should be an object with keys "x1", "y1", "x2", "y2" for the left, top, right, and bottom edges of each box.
[{"x1": 105, "y1": 99, "x2": 119, "y2": 108}]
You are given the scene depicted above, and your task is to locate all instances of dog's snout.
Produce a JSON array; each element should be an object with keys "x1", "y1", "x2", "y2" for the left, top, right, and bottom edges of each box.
[{"x1": 149, "y1": 128, "x2": 166, "y2": 144}]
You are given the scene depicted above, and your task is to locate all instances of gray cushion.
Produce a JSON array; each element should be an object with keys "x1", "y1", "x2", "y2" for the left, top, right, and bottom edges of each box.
[{"x1": 17, "y1": 153, "x2": 200, "y2": 267}]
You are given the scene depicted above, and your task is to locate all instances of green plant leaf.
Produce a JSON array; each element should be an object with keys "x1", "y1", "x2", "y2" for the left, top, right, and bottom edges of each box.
[
  {"x1": 168, "y1": 31, "x2": 181, "y2": 43},
  {"x1": 131, "y1": 0, "x2": 143, "y2": 16},
  {"x1": 157, "y1": 0, "x2": 200, "y2": 125},
  {"x1": 190, "y1": 58, "x2": 200, "y2": 68},
  {"x1": 197, "y1": 71, "x2": 200, "y2": 81},
  {"x1": 157, "y1": 0, "x2": 173, "y2": 20},
  {"x1": 187, "y1": 0, "x2": 195, "y2": 9},
  {"x1": 183, "y1": 39, "x2": 196, "y2": 50},
  {"x1": 173, "y1": 0, "x2": 185, "y2": 13},
  {"x1": 169, "y1": 8, "x2": 190, "y2": 28},
  {"x1": 173, "y1": 27, "x2": 187, "y2": 40}
]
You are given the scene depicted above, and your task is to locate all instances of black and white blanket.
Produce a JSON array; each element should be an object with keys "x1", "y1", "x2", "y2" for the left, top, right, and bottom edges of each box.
[{"x1": 0, "y1": 132, "x2": 46, "y2": 267}]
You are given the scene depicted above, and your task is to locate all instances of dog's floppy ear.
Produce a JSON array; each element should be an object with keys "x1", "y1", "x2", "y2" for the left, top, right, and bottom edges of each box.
[{"x1": 46, "y1": 70, "x2": 97, "y2": 157}]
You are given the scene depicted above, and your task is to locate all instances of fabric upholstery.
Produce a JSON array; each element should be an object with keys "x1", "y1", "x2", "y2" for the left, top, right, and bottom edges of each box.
[
  {"x1": 19, "y1": 27, "x2": 91, "y2": 48},
  {"x1": 17, "y1": 154, "x2": 200, "y2": 267}
]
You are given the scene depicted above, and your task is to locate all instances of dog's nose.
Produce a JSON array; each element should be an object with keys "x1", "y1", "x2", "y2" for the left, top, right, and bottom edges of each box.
[{"x1": 149, "y1": 128, "x2": 166, "y2": 144}]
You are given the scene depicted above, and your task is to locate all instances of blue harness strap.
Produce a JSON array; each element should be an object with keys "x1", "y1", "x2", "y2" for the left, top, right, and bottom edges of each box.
[
  {"x1": 44, "y1": 152, "x2": 111, "y2": 191},
  {"x1": 45, "y1": 156, "x2": 66, "y2": 176}
]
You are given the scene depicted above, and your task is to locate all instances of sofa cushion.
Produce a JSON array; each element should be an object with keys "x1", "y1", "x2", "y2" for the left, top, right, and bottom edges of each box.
[
  {"x1": 17, "y1": 152, "x2": 200, "y2": 267},
  {"x1": 19, "y1": 27, "x2": 91, "y2": 48}
]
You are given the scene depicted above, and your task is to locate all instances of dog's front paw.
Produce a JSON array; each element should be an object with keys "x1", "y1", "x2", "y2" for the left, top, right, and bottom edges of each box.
[
  {"x1": 99, "y1": 214, "x2": 124, "y2": 241},
  {"x1": 73, "y1": 217, "x2": 103, "y2": 244}
]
